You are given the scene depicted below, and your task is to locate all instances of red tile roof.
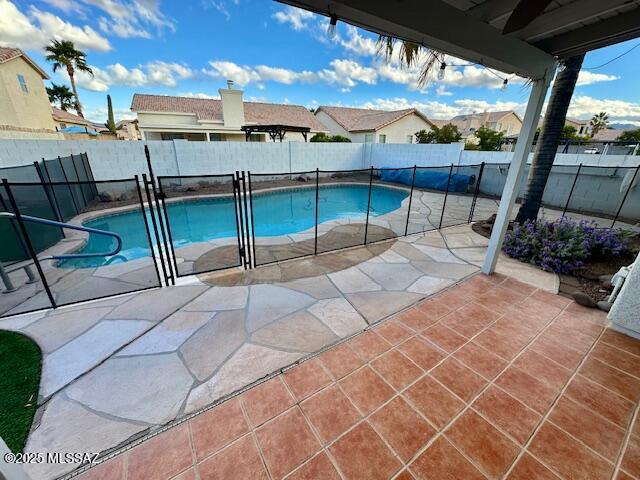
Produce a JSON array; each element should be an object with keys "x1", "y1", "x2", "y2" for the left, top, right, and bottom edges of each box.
[
  {"x1": 315, "y1": 106, "x2": 434, "y2": 132},
  {"x1": 51, "y1": 107, "x2": 91, "y2": 126},
  {"x1": 130, "y1": 94, "x2": 327, "y2": 131},
  {"x1": 0, "y1": 47, "x2": 49, "y2": 79}
]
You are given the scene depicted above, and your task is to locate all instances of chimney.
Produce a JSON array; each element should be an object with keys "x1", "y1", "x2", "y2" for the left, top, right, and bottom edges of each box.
[{"x1": 218, "y1": 80, "x2": 244, "y2": 127}]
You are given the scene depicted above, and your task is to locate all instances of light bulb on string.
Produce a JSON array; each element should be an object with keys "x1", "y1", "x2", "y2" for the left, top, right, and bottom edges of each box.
[
  {"x1": 501, "y1": 78, "x2": 508, "y2": 92},
  {"x1": 327, "y1": 13, "x2": 338, "y2": 39},
  {"x1": 437, "y1": 62, "x2": 446, "y2": 81}
]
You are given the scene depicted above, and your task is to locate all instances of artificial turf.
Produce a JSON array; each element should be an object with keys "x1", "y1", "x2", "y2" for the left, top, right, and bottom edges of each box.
[{"x1": 0, "y1": 330, "x2": 42, "y2": 453}]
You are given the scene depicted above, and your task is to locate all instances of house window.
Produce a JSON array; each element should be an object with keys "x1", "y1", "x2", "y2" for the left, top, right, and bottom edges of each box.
[
  {"x1": 17, "y1": 74, "x2": 28, "y2": 93},
  {"x1": 364, "y1": 134, "x2": 374, "y2": 143},
  {"x1": 406, "y1": 135, "x2": 413, "y2": 144},
  {"x1": 209, "y1": 133, "x2": 223, "y2": 141},
  {"x1": 378, "y1": 134, "x2": 387, "y2": 144},
  {"x1": 160, "y1": 132, "x2": 185, "y2": 140}
]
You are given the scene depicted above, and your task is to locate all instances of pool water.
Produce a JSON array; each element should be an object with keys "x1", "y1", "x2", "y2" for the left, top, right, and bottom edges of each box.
[{"x1": 59, "y1": 184, "x2": 408, "y2": 268}]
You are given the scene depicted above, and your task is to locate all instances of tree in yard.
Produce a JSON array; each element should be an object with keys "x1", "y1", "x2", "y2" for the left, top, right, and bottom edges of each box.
[
  {"x1": 105, "y1": 94, "x2": 117, "y2": 134},
  {"x1": 515, "y1": 54, "x2": 585, "y2": 223},
  {"x1": 46, "y1": 83, "x2": 74, "y2": 111},
  {"x1": 590, "y1": 112, "x2": 609, "y2": 137},
  {"x1": 474, "y1": 126, "x2": 503, "y2": 151},
  {"x1": 415, "y1": 124, "x2": 462, "y2": 144},
  {"x1": 617, "y1": 129, "x2": 640, "y2": 142},
  {"x1": 310, "y1": 132, "x2": 352, "y2": 142},
  {"x1": 45, "y1": 40, "x2": 93, "y2": 118}
]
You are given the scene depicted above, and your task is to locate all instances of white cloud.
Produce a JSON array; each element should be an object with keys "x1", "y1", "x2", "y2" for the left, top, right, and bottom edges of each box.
[
  {"x1": 204, "y1": 61, "x2": 259, "y2": 86},
  {"x1": 436, "y1": 85, "x2": 452, "y2": 96},
  {"x1": 319, "y1": 59, "x2": 378, "y2": 87},
  {"x1": 576, "y1": 70, "x2": 619, "y2": 86},
  {"x1": 88, "y1": 0, "x2": 175, "y2": 38},
  {"x1": 272, "y1": 5, "x2": 314, "y2": 31},
  {"x1": 567, "y1": 95, "x2": 640, "y2": 124},
  {"x1": 338, "y1": 25, "x2": 378, "y2": 57},
  {"x1": 0, "y1": 1, "x2": 111, "y2": 51},
  {"x1": 179, "y1": 92, "x2": 220, "y2": 99}
]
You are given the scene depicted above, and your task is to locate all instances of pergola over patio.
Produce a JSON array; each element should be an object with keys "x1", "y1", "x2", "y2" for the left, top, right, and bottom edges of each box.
[
  {"x1": 241, "y1": 124, "x2": 311, "y2": 142},
  {"x1": 277, "y1": 0, "x2": 640, "y2": 276}
]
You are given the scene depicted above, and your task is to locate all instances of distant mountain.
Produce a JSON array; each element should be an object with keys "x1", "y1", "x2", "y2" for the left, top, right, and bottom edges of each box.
[{"x1": 609, "y1": 123, "x2": 638, "y2": 130}]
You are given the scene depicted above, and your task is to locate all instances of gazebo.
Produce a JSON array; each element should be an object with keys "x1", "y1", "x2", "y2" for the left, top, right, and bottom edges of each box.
[
  {"x1": 241, "y1": 124, "x2": 311, "y2": 142},
  {"x1": 279, "y1": 0, "x2": 640, "y2": 329}
]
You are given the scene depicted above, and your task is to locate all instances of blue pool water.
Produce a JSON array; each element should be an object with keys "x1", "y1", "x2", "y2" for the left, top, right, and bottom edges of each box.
[{"x1": 60, "y1": 184, "x2": 408, "y2": 268}]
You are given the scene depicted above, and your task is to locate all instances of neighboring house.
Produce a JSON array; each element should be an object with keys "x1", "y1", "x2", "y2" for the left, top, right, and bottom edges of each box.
[
  {"x1": 0, "y1": 47, "x2": 60, "y2": 139},
  {"x1": 314, "y1": 106, "x2": 435, "y2": 143},
  {"x1": 449, "y1": 110, "x2": 523, "y2": 141},
  {"x1": 52, "y1": 107, "x2": 92, "y2": 130},
  {"x1": 131, "y1": 83, "x2": 327, "y2": 142},
  {"x1": 565, "y1": 117, "x2": 591, "y2": 137},
  {"x1": 116, "y1": 119, "x2": 141, "y2": 140}
]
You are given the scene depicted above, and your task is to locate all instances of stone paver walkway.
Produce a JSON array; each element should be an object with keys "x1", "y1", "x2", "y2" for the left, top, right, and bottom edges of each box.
[
  {"x1": 71, "y1": 273, "x2": 640, "y2": 480},
  {"x1": 2, "y1": 225, "x2": 512, "y2": 480}
]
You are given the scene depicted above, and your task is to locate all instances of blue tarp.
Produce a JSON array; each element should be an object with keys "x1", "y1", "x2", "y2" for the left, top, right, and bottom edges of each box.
[
  {"x1": 61, "y1": 126, "x2": 99, "y2": 136},
  {"x1": 380, "y1": 168, "x2": 473, "y2": 192}
]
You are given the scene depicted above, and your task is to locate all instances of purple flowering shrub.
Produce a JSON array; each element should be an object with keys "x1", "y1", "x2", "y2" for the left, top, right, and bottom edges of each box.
[{"x1": 502, "y1": 217, "x2": 629, "y2": 274}]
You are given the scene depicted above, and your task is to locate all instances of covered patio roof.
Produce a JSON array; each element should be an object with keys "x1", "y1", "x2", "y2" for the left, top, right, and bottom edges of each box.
[
  {"x1": 241, "y1": 124, "x2": 311, "y2": 142},
  {"x1": 276, "y1": 0, "x2": 640, "y2": 80}
]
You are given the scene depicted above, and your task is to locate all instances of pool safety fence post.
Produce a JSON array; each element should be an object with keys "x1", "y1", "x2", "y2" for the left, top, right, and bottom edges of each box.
[
  {"x1": 2, "y1": 179, "x2": 56, "y2": 309},
  {"x1": 149, "y1": 175, "x2": 174, "y2": 284},
  {"x1": 364, "y1": 166, "x2": 374, "y2": 245},
  {"x1": 70, "y1": 154, "x2": 88, "y2": 207},
  {"x1": 142, "y1": 173, "x2": 169, "y2": 285},
  {"x1": 232, "y1": 173, "x2": 246, "y2": 269},
  {"x1": 144, "y1": 144, "x2": 156, "y2": 182},
  {"x1": 314, "y1": 168, "x2": 319, "y2": 255},
  {"x1": 240, "y1": 171, "x2": 253, "y2": 269},
  {"x1": 82, "y1": 153, "x2": 99, "y2": 197},
  {"x1": 135, "y1": 175, "x2": 162, "y2": 287},
  {"x1": 0, "y1": 189, "x2": 31, "y2": 261},
  {"x1": 612, "y1": 164, "x2": 640, "y2": 228},
  {"x1": 234, "y1": 172, "x2": 248, "y2": 269},
  {"x1": 439, "y1": 164, "x2": 454, "y2": 230},
  {"x1": 58, "y1": 156, "x2": 79, "y2": 215},
  {"x1": 156, "y1": 179, "x2": 179, "y2": 279},
  {"x1": 469, "y1": 162, "x2": 486, "y2": 223},
  {"x1": 77, "y1": 152, "x2": 96, "y2": 200},
  {"x1": 405, "y1": 165, "x2": 417, "y2": 237},
  {"x1": 34, "y1": 161, "x2": 64, "y2": 227},
  {"x1": 247, "y1": 172, "x2": 257, "y2": 268},
  {"x1": 562, "y1": 163, "x2": 582, "y2": 217}
]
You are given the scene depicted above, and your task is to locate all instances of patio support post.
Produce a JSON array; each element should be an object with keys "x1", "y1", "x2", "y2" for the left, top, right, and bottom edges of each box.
[{"x1": 482, "y1": 74, "x2": 553, "y2": 274}]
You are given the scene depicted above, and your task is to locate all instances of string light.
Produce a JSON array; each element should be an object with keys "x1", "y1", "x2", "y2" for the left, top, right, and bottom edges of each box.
[
  {"x1": 437, "y1": 62, "x2": 446, "y2": 80},
  {"x1": 557, "y1": 61, "x2": 566, "y2": 73},
  {"x1": 327, "y1": 13, "x2": 338, "y2": 39},
  {"x1": 501, "y1": 78, "x2": 508, "y2": 91}
]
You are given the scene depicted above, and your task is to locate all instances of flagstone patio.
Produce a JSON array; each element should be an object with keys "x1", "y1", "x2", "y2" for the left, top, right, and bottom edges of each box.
[{"x1": 68, "y1": 271, "x2": 640, "y2": 480}]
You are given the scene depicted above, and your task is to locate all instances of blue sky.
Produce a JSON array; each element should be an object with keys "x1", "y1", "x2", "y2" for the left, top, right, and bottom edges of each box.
[{"x1": 2, "y1": 0, "x2": 639, "y2": 126}]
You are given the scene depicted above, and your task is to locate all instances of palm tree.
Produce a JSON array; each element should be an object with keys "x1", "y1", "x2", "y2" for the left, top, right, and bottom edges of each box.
[
  {"x1": 46, "y1": 83, "x2": 74, "y2": 111},
  {"x1": 590, "y1": 111, "x2": 609, "y2": 137},
  {"x1": 515, "y1": 54, "x2": 585, "y2": 222},
  {"x1": 44, "y1": 40, "x2": 93, "y2": 117}
]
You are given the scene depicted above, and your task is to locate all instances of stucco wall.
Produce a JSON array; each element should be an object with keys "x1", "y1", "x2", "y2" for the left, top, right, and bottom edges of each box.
[
  {"x1": 0, "y1": 57, "x2": 56, "y2": 131},
  {"x1": 376, "y1": 114, "x2": 433, "y2": 144}
]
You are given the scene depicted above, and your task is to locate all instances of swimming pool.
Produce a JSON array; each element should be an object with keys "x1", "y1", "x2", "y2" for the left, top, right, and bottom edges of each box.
[{"x1": 59, "y1": 184, "x2": 408, "y2": 268}]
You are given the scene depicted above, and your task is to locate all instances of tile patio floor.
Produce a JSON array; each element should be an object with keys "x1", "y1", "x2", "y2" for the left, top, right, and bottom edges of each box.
[{"x1": 70, "y1": 273, "x2": 640, "y2": 480}]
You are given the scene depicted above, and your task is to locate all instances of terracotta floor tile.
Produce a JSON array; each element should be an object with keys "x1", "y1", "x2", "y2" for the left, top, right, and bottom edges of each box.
[
  {"x1": 616, "y1": 471, "x2": 636, "y2": 480},
  {"x1": 500, "y1": 278, "x2": 537, "y2": 297},
  {"x1": 242, "y1": 376, "x2": 295, "y2": 427},
  {"x1": 480, "y1": 272, "x2": 508, "y2": 284},
  {"x1": 453, "y1": 342, "x2": 507, "y2": 380},
  {"x1": 339, "y1": 366, "x2": 395, "y2": 415},
  {"x1": 439, "y1": 303, "x2": 497, "y2": 339},
  {"x1": 319, "y1": 342, "x2": 363, "y2": 380},
  {"x1": 495, "y1": 367, "x2": 558, "y2": 414},
  {"x1": 433, "y1": 287, "x2": 473, "y2": 309},
  {"x1": 528, "y1": 335, "x2": 584, "y2": 370},
  {"x1": 579, "y1": 357, "x2": 640, "y2": 402},
  {"x1": 591, "y1": 342, "x2": 640, "y2": 378},
  {"x1": 565, "y1": 375, "x2": 635, "y2": 428},
  {"x1": 565, "y1": 302, "x2": 608, "y2": 325},
  {"x1": 394, "y1": 469, "x2": 416, "y2": 480},
  {"x1": 371, "y1": 349, "x2": 423, "y2": 390},
  {"x1": 513, "y1": 349, "x2": 572, "y2": 391},
  {"x1": 622, "y1": 436, "x2": 640, "y2": 478},
  {"x1": 530, "y1": 422, "x2": 613, "y2": 480},
  {"x1": 255, "y1": 407, "x2": 320, "y2": 480},
  {"x1": 300, "y1": 384, "x2": 361, "y2": 444},
  {"x1": 422, "y1": 324, "x2": 468, "y2": 353},
  {"x1": 375, "y1": 320, "x2": 414, "y2": 345},
  {"x1": 490, "y1": 319, "x2": 537, "y2": 345},
  {"x1": 601, "y1": 329, "x2": 640, "y2": 357},
  {"x1": 76, "y1": 457, "x2": 124, "y2": 480},
  {"x1": 475, "y1": 286, "x2": 527, "y2": 314},
  {"x1": 529, "y1": 289, "x2": 572, "y2": 310},
  {"x1": 198, "y1": 434, "x2": 268, "y2": 480},
  {"x1": 548, "y1": 395, "x2": 626, "y2": 461},
  {"x1": 370, "y1": 396, "x2": 436, "y2": 462},
  {"x1": 409, "y1": 437, "x2": 486, "y2": 480},
  {"x1": 127, "y1": 424, "x2": 193, "y2": 480},
  {"x1": 404, "y1": 376, "x2": 465, "y2": 429},
  {"x1": 415, "y1": 296, "x2": 454, "y2": 319},
  {"x1": 473, "y1": 329, "x2": 526, "y2": 361},
  {"x1": 473, "y1": 385, "x2": 541, "y2": 445},
  {"x1": 190, "y1": 398, "x2": 249, "y2": 461},
  {"x1": 171, "y1": 467, "x2": 197, "y2": 480},
  {"x1": 454, "y1": 275, "x2": 497, "y2": 300},
  {"x1": 445, "y1": 410, "x2": 519, "y2": 479},
  {"x1": 506, "y1": 454, "x2": 558, "y2": 480},
  {"x1": 283, "y1": 358, "x2": 333, "y2": 401},
  {"x1": 348, "y1": 330, "x2": 392, "y2": 362},
  {"x1": 431, "y1": 357, "x2": 487, "y2": 402},
  {"x1": 397, "y1": 306, "x2": 439, "y2": 331},
  {"x1": 397, "y1": 336, "x2": 446, "y2": 371},
  {"x1": 511, "y1": 296, "x2": 563, "y2": 324},
  {"x1": 286, "y1": 453, "x2": 341, "y2": 480},
  {"x1": 542, "y1": 324, "x2": 596, "y2": 353},
  {"x1": 553, "y1": 312, "x2": 604, "y2": 339},
  {"x1": 328, "y1": 422, "x2": 401, "y2": 480}
]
